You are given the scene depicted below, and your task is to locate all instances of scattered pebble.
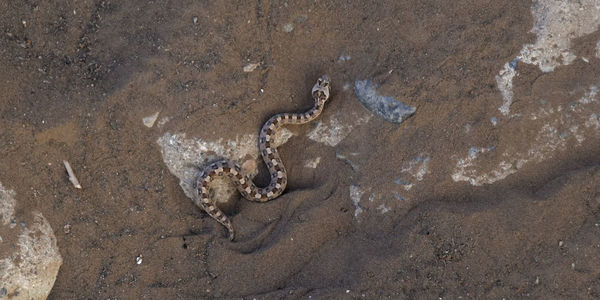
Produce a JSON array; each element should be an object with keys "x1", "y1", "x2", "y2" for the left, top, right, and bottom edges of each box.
[
  {"x1": 136, "y1": 255, "x2": 143, "y2": 265},
  {"x1": 535, "y1": 276, "x2": 540, "y2": 285},
  {"x1": 193, "y1": 16, "x2": 198, "y2": 25},
  {"x1": 0, "y1": 287, "x2": 6, "y2": 298},
  {"x1": 243, "y1": 62, "x2": 260, "y2": 72},
  {"x1": 63, "y1": 224, "x2": 71, "y2": 234},
  {"x1": 109, "y1": 119, "x2": 118, "y2": 130},
  {"x1": 304, "y1": 157, "x2": 321, "y2": 168},
  {"x1": 157, "y1": 116, "x2": 171, "y2": 127},
  {"x1": 142, "y1": 112, "x2": 160, "y2": 128},
  {"x1": 490, "y1": 117, "x2": 498, "y2": 126},
  {"x1": 343, "y1": 82, "x2": 351, "y2": 91},
  {"x1": 392, "y1": 191, "x2": 404, "y2": 201},
  {"x1": 394, "y1": 178, "x2": 410, "y2": 185},
  {"x1": 354, "y1": 79, "x2": 416, "y2": 124},
  {"x1": 282, "y1": 23, "x2": 294, "y2": 33},
  {"x1": 558, "y1": 240, "x2": 563, "y2": 247},
  {"x1": 377, "y1": 204, "x2": 390, "y2": 213},
  {"x1": 337, "y1": 55, "x2": 351, "y2": 63}
]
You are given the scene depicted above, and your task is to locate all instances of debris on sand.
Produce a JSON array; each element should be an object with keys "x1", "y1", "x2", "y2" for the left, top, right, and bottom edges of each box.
[
  {"x1": 354, "y1": 79, "x2": 416, "y2": 124},
  {"x1": 243, "y1": 62, "x2": 260, "y2": 72},
  {"x1": 142, "y1": 112, "x2": 160, "y2": 128},
  {"x1": 304, "y1": 157, "x2": 321, "y2": 169},
  {"x1": 282, "y1": 23, "x2": 294, "y2": 33},
  {"x1": 337, "y1": 55, "x2": 351, "y2": 63},
  {"x1": 349, "y1": 184, "x2": 365, "y2": 219},
  {"x1": 63, "y1": 160, "x2": 82, "y2": 189}
]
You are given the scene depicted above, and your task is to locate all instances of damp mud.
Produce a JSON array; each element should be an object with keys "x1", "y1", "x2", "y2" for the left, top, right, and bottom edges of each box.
[{"x1": 1, "y1": 1, "x2": 600, "y2": 298}]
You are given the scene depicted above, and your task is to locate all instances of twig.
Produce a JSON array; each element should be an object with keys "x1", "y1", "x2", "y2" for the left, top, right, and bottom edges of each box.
[{"x1": 63, "y1": 160, "x2": 82, "y2": 189}]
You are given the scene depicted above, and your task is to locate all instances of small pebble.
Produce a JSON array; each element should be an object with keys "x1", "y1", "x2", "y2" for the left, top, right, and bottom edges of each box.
[
  {"x1": 337, "y1": 55, "x2": 351, "y2": 63},
  {"x1": 193, "y1": 16, "x2": 198, "y2": 25},
  {"x1": 64, "y1": 224, "x2": 72, "y2": 234},
  {"x1": 0, "y1": 287, "x2": 6, "y2": 298},
  {"x1": 392, "y1": 191, "x2": 404, "y2": 201},
  {"x1": 136, "y1": 255, "x2": 143, "y2": 265},
  {"x1": 558, "y1": 240, "x2": 563, "y2": 247},
  {"x1": 243, "y1": 62, "x2": 260, "y2": 72},
  {"x1": 143, "y1": 112, "x2": 160, "y2": 128},
  {"x1": 282, "y1": 23, "x2": 294, "y2": 32},
  {"x1": 490, "y1": 117, "x2": 498, "y2": 126},
  {"x1": 343, "y1": 82, "x2": 351, "y2": 91}
]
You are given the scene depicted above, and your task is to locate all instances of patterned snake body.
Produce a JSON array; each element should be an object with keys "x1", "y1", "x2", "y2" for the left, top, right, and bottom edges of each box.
[{"x1": 195, "y1": 76, "x2": 331, "y2": 240}]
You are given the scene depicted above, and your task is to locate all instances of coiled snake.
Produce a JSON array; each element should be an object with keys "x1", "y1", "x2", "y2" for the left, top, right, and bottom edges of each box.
[{"x1": 195, "y1": 75, "x2": 331, "y2": 240}]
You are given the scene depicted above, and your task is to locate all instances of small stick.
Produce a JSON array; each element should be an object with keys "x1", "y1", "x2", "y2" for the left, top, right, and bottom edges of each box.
[{"x1": 63, "y1": 160, "x2": 82, "y2": 189}]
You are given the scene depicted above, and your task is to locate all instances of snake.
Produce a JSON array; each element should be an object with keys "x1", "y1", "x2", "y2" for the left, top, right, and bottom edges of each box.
[{"x1": 195, "y1": 75, "x2": 331, "y2": 241}]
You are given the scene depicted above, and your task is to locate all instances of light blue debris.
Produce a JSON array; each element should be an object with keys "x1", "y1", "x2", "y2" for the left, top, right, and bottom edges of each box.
[
  {"x1": 392, "y1": 191, "x2": 404, "y2": 201},
  {"x1": 559, "y1": 131, "x2": 570, "y2": 139},
  {"x1": 394, "y1": 178, "x2": 411, "y2": 185},
  {"x1": 337, "y1": 55, "x2": 351, "y2": 63},
  {"x1": 413, "y1": 155, "x2": 429, "y2": 163},
  {"x1": 490, "y1": 117, "x2": 498, "y2": 126},
  {"x1": 509, "y1": 58, "x2": 519, "y2": 70},
  {"x1": 469, "y1": 145, "x2": 496, "y2": 157},
  {"x1": 354, "y1": 79, "x2": 416, "y2": 124}
]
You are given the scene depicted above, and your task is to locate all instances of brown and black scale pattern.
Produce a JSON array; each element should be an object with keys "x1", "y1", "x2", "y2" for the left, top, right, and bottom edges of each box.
[{"x1": 195, "y1": 76, "x2": 331, "y2": 240}]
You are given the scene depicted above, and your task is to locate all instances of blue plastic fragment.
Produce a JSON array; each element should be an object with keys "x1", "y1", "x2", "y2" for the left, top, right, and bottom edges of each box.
[
  {"x1": 509, "y1": 58, "x2": 519, "y2": 70},
  {"x1": 354, "y1": 79, "x2": 416, "y2": 124},
  {"x1": 392, "y1": 191, "x2": 404, "y2": 201},
  {"x1": 394, "y1": 178, "x2": 411, "y2": 185}
]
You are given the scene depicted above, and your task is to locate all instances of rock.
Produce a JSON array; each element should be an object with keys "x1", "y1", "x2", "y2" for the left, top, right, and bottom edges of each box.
[
  {"x1": 354, "y1": 79, "x2": 416, "y2": 124},
  {"x1": 142, "y1": 112, "x2": 160, "y2": 128},
  {"x1": 282, "y1": 23, "x2": 294, "y2": 33},
  {"x1": 0, "y1": 182, "x2": 62, "y2": 300},
  {"x1": 157, "y1": 129, "x2": 294, "y2": 212},
  {"x1": 243, "y1": 63, "x2": 260, "y2": 73}
]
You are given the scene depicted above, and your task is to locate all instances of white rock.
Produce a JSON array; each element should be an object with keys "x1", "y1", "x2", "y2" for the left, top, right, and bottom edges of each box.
[
  {"x1": 0, "y1": 182, "x2": 62, "y2": 300},
  {"x1": 143, "y1": 112, "x2": 160, "y2": 128},
  {"x1": 243, "y1": 62, "x2": 260, "y2": 73}
]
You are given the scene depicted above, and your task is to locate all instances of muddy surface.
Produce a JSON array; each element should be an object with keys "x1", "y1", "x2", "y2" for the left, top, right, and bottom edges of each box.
[{"x1": 1, "y1": 0, "x2": 600, "y2": 299}]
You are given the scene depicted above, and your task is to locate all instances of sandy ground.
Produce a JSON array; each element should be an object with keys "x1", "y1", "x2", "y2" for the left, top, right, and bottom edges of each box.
[{"x1": 1, "y1": 0, "x2": 600, "y2": 299}]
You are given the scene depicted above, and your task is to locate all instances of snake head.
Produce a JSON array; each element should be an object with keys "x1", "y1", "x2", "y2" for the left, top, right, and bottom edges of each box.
[{"x1": 312, "y1": 75, "x2": 330, "y2": 103}]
